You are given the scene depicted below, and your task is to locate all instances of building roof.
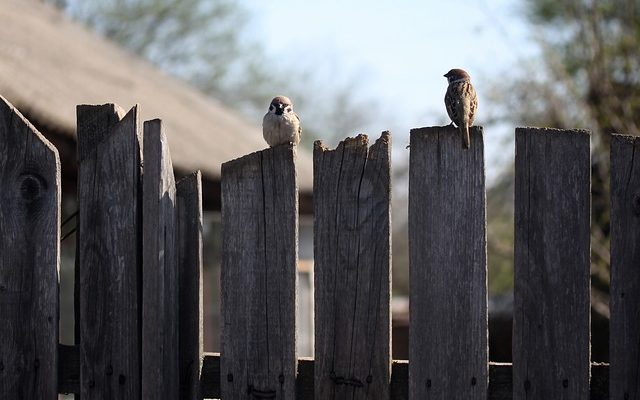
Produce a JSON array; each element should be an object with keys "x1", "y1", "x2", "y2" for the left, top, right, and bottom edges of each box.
[{"x1": 0, "y1": 0, "x2": 314, "y2": 194}]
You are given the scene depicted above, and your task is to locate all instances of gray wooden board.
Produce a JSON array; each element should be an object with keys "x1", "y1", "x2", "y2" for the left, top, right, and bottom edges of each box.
[
  {"x1": 176, "y1": 171, "x2": 203, "y2": 400},
  {"x1": 610, "y1": 134, "x2": 640, "y2": 400},
  {"x1": 408, "y1": 125, "x2": 488, "y2": 399},
  {"x1": 142, "y1": 119, "x2": 178, "y2": 399},
  {"x1": 0, "y1": 95, "x2": 60, "y2": 399},
  {"x1": 77, "y1": 104, "x2": 142, "y2": 399},
  {"x1": 221, "y1": 144, "x2": 298, "y2": 399},
  {"x1": 313, "y1": 133, "x2": 392, "y2": 400},
  {"x1": 513, "y1": 127, "x2": 591, "y2": 400}
]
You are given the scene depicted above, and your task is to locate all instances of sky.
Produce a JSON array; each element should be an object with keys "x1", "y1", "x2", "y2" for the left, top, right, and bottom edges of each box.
[{"x1": 243, "y1": 0, "x2": 540, "y2": 181}]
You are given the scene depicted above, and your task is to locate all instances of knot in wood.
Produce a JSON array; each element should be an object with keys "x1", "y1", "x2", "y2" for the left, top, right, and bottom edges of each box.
[{"x1": 19, "y1": 173, "x2": 45, "y2": 203}]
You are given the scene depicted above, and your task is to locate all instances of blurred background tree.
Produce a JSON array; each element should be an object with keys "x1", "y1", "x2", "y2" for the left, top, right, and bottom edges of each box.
[
  {"x1": 486, "y1": 0, "x2": 640, "y2": 328},
  {"x1": 50, "y1": 0, "x2": 380, "y2": 147}
]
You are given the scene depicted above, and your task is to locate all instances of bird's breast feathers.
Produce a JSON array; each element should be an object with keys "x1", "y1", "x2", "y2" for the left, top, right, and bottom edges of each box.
[{"x1": 262, "y1": 112, "x2": 301, "y2": 146}]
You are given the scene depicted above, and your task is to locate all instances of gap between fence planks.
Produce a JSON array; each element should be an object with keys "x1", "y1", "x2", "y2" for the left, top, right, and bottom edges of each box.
[
  {"x1": 409, "y1": 125, "x2": 488, "y2": 399},
  {"x1": 610, "y1": 134, "x2": 640, "y2": 400},
  {"x1": 176, "y1": 171, "x2": 204, "y2": 400},
  {"x1": 0, "y1": 95, "x2": 60, "y2": 399},
  {"x1": 313, "y1": 133, "x2": 391, "y2": 400},
  {"x1": 221, "y1": 144, "x2": 298, "y2": 399},
  {"x1": 513, "y1": 128, "x2": 591, "y2": 400}
]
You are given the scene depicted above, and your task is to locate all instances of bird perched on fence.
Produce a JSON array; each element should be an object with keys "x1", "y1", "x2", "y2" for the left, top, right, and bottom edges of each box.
[
  {"x1": 444, "y1": 68, "x2": 478, "y2": 149},
  {"x1": 262, "y1": 95, "x2": 301, "y2": 147}
]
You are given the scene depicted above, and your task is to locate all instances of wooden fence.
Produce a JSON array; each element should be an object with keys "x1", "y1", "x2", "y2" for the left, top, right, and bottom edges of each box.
[{"x1": 0, "y1": 95, "x2": 639, "y2": 399}]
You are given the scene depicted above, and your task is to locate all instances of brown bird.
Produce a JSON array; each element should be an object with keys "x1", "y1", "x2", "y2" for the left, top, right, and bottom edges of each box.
[
  {"x1": 444, "y1": 68, "x2": 478, "y2": 149},
  {"x1": 262, "y1": 96, "x2": 301, "y2": 147}
]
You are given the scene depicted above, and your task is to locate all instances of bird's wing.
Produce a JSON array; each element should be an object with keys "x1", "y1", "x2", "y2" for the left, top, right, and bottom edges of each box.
[
  {"x1": 444, "y1": 87, "x2": 459, "y2": 125},
  {"x1": 467, "y1": 86, "x2": 478, "y2": 125},
  {"x1": 295, "y1": 112, "x2": 302, "y2": 137}
]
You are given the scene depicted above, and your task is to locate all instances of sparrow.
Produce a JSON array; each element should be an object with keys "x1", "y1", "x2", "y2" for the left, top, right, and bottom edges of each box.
[
  {"x1": 444, "y1": 68, "x2": 478, "y2": 149},
  {"x1": 262, "y1": 95, "x2": 301, "y2": 147}
]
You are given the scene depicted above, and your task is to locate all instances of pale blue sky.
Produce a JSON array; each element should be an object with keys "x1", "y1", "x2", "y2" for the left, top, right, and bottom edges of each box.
[{"x1": 243, "y1": 0, "x2": 540, "y2": 179}]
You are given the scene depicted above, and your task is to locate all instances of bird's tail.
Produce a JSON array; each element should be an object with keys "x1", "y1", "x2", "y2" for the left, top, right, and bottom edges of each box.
[{"x1": 460, "y1": 124, "x2": 470, "y2": 149}]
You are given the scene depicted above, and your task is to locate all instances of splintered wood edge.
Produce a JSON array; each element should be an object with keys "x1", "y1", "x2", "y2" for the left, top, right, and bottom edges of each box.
[
  {"x1": 0, "y1": 94, "x2": 61, "y2": 163},
  {"x1": 222, "y1": 142, "x2": 295, "y2": 168},
  {"x1": 314, "y1": 132, "x2": 391, "y2": 153},
  {"x1": 176, "y1": 170, "x2": 202, "y2": 188},
  {"x1": 611, "y1": 132, "x2": 640, "y2": 145},
  {"x1": 515, "y1": 127, "x2": 591, "y2": 137},
  {"x1": 373, "y1": 131, "x2": 391, "y2": 147},
  {"x1": 76, "y1": 103, "x2": 137, "y2": 162}
]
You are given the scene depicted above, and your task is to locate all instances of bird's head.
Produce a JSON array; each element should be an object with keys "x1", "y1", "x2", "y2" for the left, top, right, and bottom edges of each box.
[
  {"x1": 444, "y1": 68, "x2": 471, "y2": 84},
  {"x1": 268, "y1": 96, "x2": 294, "y2": 116}
]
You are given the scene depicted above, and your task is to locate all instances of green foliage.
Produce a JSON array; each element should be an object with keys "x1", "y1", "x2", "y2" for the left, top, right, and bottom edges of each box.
[
  {"x1": 487, "y1": 170, "x2": 514, "y2": 296},
  {"x1": 60, "y1": 0, "x2": 252, "y2": 98},
  {"x1": 488, "y1": 0, "x2": 640, "y2": 308}
]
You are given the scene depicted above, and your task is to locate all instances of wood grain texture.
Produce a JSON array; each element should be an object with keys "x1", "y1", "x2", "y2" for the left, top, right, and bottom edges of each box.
[
  {"x1": 610, "y1": 134, "x2": 640, "y2": 400},
  {"x1": 221, "y1": 144, "x2": 298, "y2": 399},
  {"x1": 58, "y1": 348, "x2": 611, "y2": 399},
  {"x1": 77, "y1": 104, "x2": 142, "y2": 399},
  {"x1": 142, "y1": 119, "x2": 178, "y2": 399},
  {"x1": 313, "y1": 133, "x2": 392, "y2": 400},
  {"x1": 513, "y1": 127, "x2": 591, "y2": 400},
  {"x1": 176, "y1": 171, "x2": 203, "y2": 400},
  {"x1": 408, "y1": 126, "x2": 488, "y2": 399},
  {"x1": 0, "y1": 95, "x2": 60, "y2": 399}
]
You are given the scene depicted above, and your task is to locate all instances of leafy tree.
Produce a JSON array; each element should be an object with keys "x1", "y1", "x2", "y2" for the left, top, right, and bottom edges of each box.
[
  {"x1": 52, "y1": 0, "x2": 377, "y2": 147},
  {"x1": 488, "y1": 0, "x2": 640, "y2": 316}
]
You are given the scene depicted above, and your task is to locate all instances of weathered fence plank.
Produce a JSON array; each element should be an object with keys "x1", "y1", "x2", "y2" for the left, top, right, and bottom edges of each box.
[
  {"x1": 313, "y1": 133, "x2": 392, "y2": 400},
  {"x1": 142, "y1": 119, "x2": 178, "y2": 399},
  {"x1": 513, "y1": 127, "x2": 591, "y2": 400},
  {"x1": 77, "y1": 104, "x2": 142, "y2": 399},
  {"x1": 408, "y1": 125, "x2": 488, "y2": 399},
  {"x1": 610, "y1": 134, "x2": 640, "y2": 400},
  {"x1": 221, "y1": 144, "x2": 298, "y2": 399},
  {"x1": 0, "y1": 95, "x2": 60, "y2": 399},
  {"x1": 176, "y1": 171, "x2": 203, "y2": 400}
]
